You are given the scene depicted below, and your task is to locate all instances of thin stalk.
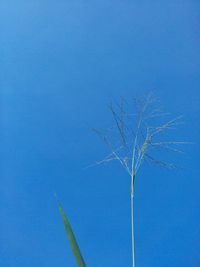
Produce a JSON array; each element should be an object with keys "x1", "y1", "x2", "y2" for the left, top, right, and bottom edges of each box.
[
  {"x1": 131, "y1": 174, "x2": 136, "y2": 267},
  {"x1": 95, "y1": 94, "x2": 186, "y2": 267},
  {"x1": 131, "y1": 193, "x2": 135, "y2": 267}
]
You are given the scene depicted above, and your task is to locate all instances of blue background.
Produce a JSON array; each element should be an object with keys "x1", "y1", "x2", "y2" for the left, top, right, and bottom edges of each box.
[{"x1": 0, "y1": 1, "x2": 200, "y2": 266}]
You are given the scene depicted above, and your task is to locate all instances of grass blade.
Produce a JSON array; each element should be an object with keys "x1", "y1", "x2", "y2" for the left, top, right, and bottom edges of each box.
[{"x1": 58, "y1": 202, "x2": 87, "y2": 267}]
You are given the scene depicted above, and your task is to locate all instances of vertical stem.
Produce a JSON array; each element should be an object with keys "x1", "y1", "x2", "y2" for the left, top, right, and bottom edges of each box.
[
  {"x1": 131, "y1": 173, "x2": 136, "y2": 267},
  {"x1": 131, "y1": 193, "x2": 135, "y2": 267}
]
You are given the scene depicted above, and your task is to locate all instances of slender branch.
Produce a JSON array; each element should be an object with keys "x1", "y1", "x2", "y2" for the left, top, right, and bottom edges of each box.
[
  {"x1": 94, "y1": 93, "x2": 188, "y2": 267},
  {"x1": 131, "y1": 193, "x2": 135, "y2": 267}
]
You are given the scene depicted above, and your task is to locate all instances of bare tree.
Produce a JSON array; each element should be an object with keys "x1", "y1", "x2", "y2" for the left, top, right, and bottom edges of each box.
[{"x1": 93, "y1": 92, "x2": 189, "y2": 267}]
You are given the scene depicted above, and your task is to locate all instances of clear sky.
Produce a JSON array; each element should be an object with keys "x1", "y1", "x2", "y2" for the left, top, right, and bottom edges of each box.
[{"x1": 0, "y1": 1, "x2": 200, "y2": 267}]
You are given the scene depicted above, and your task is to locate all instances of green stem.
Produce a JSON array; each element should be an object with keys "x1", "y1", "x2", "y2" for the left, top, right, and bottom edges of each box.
[
  {"x1": 131, "y1": 193, "x2": 135, "y2": 267},
  {"x1": 131, "y1": 174, "x2": 136, "y2": 267}
]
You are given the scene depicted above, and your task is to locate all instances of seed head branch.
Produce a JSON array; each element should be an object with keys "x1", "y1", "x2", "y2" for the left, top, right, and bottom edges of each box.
[{"x1": 94, "y1": 93, "x2": 188, "y2": 179}]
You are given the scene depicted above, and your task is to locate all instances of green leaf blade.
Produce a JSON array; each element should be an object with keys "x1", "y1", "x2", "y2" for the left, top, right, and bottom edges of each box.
[{"x1": 58, "y1": 204, "x2": 87, "y2": 267}]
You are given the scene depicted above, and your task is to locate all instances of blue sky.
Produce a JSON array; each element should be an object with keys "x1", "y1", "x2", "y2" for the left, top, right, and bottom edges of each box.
[{"x1": 0, "y1": 1, "x2": 200, "y2": 266}]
